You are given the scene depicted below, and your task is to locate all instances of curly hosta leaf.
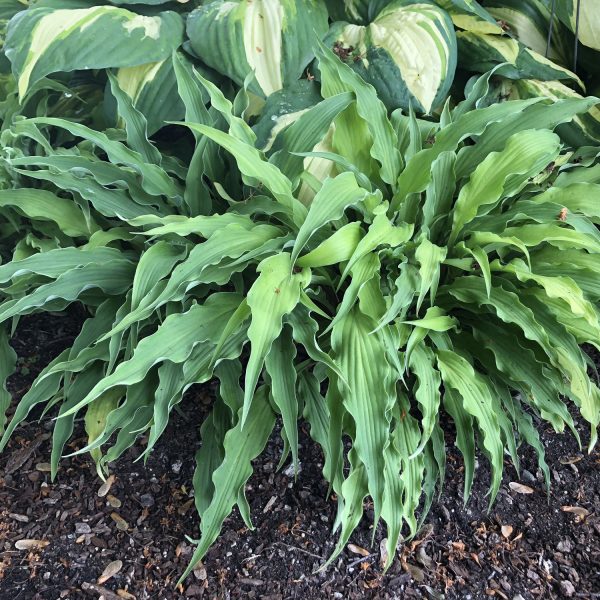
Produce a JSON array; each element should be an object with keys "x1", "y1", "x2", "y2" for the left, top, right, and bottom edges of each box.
[
  {"x1": 393, "y1": 97, "x2": 545, "y2": 208},
  {"x1": 244, "y1": 253, "x2": 309, "y2": 425},
  {"x1": 437, "y1": 349, "x2": 504, "y2": 504},
  {"x1": 332, "y1": 306, "x2": 395, "y2": 525},
  {"x1": 183, "y1": 386, "x2": 275, "y2": 582},
  {"x1": 316, "y1": 39, "x2": 402, "y2": 187},
  {"x1": 0, "y1": 327, "x2": 17, "y2": 434},
  {"x1": 0, "y1": 188, "x2": 97, "y2": 237},
  {"x1": 265, "y1": 325, "x2": 299, "y2": 471},
  {"x1": 5, "y1": 6, "x2": 184, "y2": 100},
  {"x1": 61, "y1": 293, "x2": 243, "y2": 419},
  {"x1": 186, "y1": 0, "x2": 328, "y2": 97},
  {"x1": 84, "y1": 389, "x2": 121, "y2": 465},
  {"x1": 324, "y1": 1, "x2": 457, "y2": 113},
  {"x1": 291, "y1": 172, "x2": 369, "y2": 264},
  {"x1": 450, "y1": 128, "x2": 561, "y2": 243}
]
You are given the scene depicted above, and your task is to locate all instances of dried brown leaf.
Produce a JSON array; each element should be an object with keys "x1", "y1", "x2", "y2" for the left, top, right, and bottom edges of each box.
[
  {"x1": 509, "y1": 482, "x2": 534, "y2": 495},
  {"x1": 98, "y1": 560, "x2": 123, "y2": 584},
  {"x1": 106, "y1": 494, "x2": 122, "y2": 508},
  {"x1": 98, "y1": 475, "x2": 115, "y2": 497},
  {"x1": 379, "y1": 538, "x2": 389, "y2": 568},
  {"x1": 348, "y1": 543, "x2": 370, "y2": 557},
  {"x1": 501, "y1": 525, "x2": 513, "y2": 539},
  {"x1": 401, "y1": 560, "x2": 425, "y2": 582},
  {"x1": 110, "y1": 512, "x2": 129, "y2": 531},
  {"x1": 15, "y1": 539, "x2": 49, "y2": 550},
  {"x1": 559, "y1": 455, "x2": 583, "y2": 465},
  {"x1": 561, "y1": 506, "x2": 590, "y2": 519}
]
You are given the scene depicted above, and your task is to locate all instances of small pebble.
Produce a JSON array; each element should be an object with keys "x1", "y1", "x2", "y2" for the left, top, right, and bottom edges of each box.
[
  {"x1": 557, "y1": 540, "x2": 572, "y2": 553},
  {"x1": 560, "y1": 580, "x2": 575, "y2": 597},
  {"x1": 75, "y1": 522, "x2": 92, "y2": 534},
  {"x1": 522, "y1": 469, "x2": 536, "y2": 483},
  {"x1": 140, "y1": 493, "x2": 155, "y2": 507}
]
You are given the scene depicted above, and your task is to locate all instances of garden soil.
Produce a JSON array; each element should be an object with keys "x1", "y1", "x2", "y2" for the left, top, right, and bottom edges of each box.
[{"x1": 1, "y1": 313, "x2": 599, "y2": 599}]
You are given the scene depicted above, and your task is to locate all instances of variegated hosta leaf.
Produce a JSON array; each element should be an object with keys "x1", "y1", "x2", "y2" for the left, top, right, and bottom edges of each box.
[
  {"x1": 456, "y1": 30, "x2": 581, "y2": 85},
  {"x1": 5, "y1": 5, "x2": 184, "y2": 100},
  {"x1": 484, "y1": 0, "x2": 571, "y2": 64},
  {"x1": 554, "y1": 0, "x2": 600, "y2": 51},
  {"x1": 253, "y1": 79, "x2": 322, "y2": 151},
  {"x1": 432, "y1": 0, "x2": 502, "y2": 34},
  {"x1": 108, "y1": 58, "x2": 185, "y2": 135},
  {"x1": 325, "y1": 0, "x2": 368, "y2": 23},
  {"x1": 186, "y1": 0, "x2": 329, "y2": 98},
  {"x1": 324, "y1": 0, "x2": 457, "y2": 113},
  {"x1": 509, "y1": 79, "x2": 600, "y2": 145}
]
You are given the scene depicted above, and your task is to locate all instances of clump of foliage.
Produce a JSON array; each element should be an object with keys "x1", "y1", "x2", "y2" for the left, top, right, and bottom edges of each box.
[{"x1": 0, "y1": 0, "x2": 599, "y2": 582}]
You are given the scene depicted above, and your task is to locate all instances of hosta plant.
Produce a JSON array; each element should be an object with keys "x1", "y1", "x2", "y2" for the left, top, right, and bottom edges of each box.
[{"x1": 1, "y1": 46, "x2": 600, "y2": 581}]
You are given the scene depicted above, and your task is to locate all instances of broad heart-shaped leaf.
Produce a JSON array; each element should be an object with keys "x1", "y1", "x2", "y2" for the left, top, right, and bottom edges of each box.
[
  {"x1": 291, "y1": 172, "x2": 368, "y2": 265},
  {"x1": 554, "y1": 0, "x2": 600, "y2": 51},
  {"x1": 455, "y1": 31, "x2": 581, "y2": 85},
  {"x1": 323, "y1": 0, "x2": 457, "y2": 114},
  {"x1": 436, "y1": 349, "x2": 504, "y2": 505},
  {"x1": 449, "y1": 128, "x2": 561, "y2": 244},
  {"x1": 5, "y1": 6, "x2": 184, "y2": 100},
  {"x1": 483, "y1": 0, "x2": 570, "y2": 63},
  {"x1": 181, "y1": 386, "x2": 275, "y2": 582},
  {"x1": 186, "y1": 0, "x2": 328, "y2": 98},
  {"x1": 433, "y1": 0, "x2": 502, "y2": 34},
  {"x1": 244, "y1": 253, "x2": 309, "y2": 426},
  {"x1": 111, "y1": 58, "x2": 185, "y2": 136},
  {"x1": 332, "y1": 306, "x2": 395, "y2": 527},
  {"x1": 253, "y1": 79, "x2": 323, "y2": 150}
]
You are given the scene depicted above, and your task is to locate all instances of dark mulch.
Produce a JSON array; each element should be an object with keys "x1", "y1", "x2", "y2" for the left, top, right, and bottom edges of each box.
[{"x1": 1, "y1": 313, "x2": 599, "y2": 600}]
